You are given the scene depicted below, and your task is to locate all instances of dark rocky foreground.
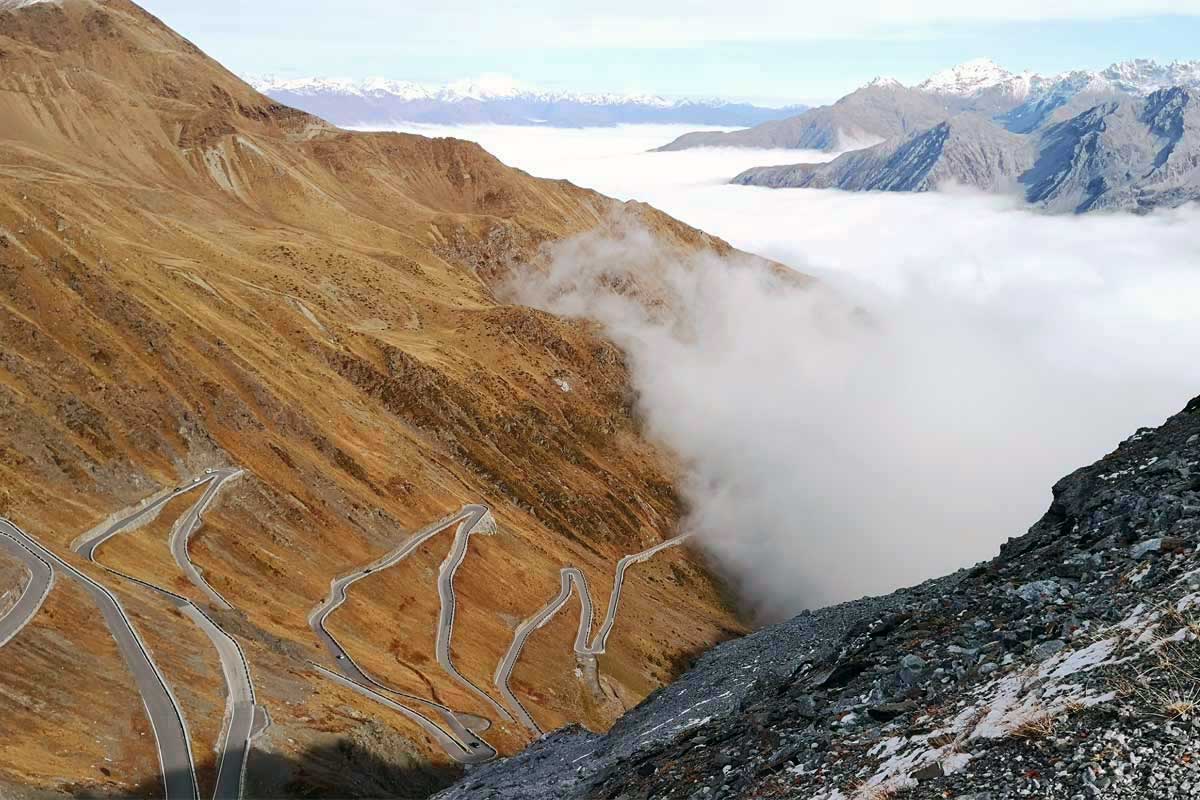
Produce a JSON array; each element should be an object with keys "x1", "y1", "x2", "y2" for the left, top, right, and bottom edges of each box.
[{"x1": 438, "y1": 395, "x2": 1200, "y2": 799}]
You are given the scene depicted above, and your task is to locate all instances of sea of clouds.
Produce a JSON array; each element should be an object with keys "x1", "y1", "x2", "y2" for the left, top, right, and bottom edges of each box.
[{"x1": 378, "y1": 123, "x2": 1200, "y2": 620}]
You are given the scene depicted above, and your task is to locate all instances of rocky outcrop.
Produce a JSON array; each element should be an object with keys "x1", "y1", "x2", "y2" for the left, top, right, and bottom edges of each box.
[{"x1": 438, "y1": 395, "x2": 1200, "y2": 799}]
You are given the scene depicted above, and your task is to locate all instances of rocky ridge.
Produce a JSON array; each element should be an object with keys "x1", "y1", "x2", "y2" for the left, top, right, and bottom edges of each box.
[
  {"x1": 733, "y1": 87, "x2": 1200, "y2": 213},
  {"x1": 657, "y1": 58, "x2": 1200, "y2": 153},
  {"x1": 438, "y1": 395, "x2": 1200, "y2": 799}
]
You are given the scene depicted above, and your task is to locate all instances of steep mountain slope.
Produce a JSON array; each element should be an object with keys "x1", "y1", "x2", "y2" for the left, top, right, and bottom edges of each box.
[
  {"x1": 733, "y1": 89, "x2": 1200, "y2": 214},
  {"x1": 248, "y1": 76, "x2": 807, "y2": 128},
  {"x1": 438, "y1": 396, "x2": 1200, "y2": 800},
  {"x1": 1026, "y1": 88, "x2": 1200, "y2": 213},
  {"x1": 658, "y1": 58, "x2": 1200, "y2": 153},
  {"x1": 0, "y1": 1, "x2": 770, "y2": 797},
  {"x1": 734, "y1": 114, "x2": 1034, "y2": 193}
]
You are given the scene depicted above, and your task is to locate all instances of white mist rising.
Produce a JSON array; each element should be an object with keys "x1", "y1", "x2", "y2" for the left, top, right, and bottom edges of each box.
[
  {"x1": 402, "y1": 124, "x2": 1200, "y2": 622},
  {"x1": 510, "y1": 211, "x2": 1200, "y2": 622}
]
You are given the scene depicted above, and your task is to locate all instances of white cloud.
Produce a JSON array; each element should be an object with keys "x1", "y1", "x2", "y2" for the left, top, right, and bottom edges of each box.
[
  {"x1": 304, "y1": 1, "x2": 1200, "y2": 49},
  {"x1": 390, "y1": 123, "x2": 1200, "y2": 620}
]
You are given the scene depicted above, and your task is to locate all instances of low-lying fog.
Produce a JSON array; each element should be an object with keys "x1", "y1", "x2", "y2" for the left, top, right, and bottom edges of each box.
[{"x1": 378, "y1": 123, "x2": 1200, "y2": 621}]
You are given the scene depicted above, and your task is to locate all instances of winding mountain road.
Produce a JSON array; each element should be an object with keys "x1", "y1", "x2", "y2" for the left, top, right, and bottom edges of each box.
[
  {"x1": 493, "y1": 534, "x2": 692, "y2": 733},
  {"x1": 73, "y1": 469, "x2": 261, "y2": 800},
  {"x1": 8, "y1": 477, "x2": 695, "y2": 782},
  {"x1": 313, "y1": 502, "x2": 693, "y2": 747},
  {"x1": 170, "y1": 470, "x2": 242, "y2": 609},
  {"x1": 0, "y1": 517, "x2": 200, "y2": 800},
  {"x1": 0, "y1": 525, "x2": 54, "y2": 649},
  {"x1": 309, "y1": 505, "x2": 501, "y2": 763},
  {"x1": 435, "y1": 507, "x2": 513, "y2": 722}
]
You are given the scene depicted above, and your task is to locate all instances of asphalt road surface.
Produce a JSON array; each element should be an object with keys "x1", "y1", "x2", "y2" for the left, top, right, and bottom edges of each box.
[
  {"x1": 1, "y1": 517, "x2": 200, "y2": 800},
  {"x1": 435, "y1": 507, "x2": 514, "y2": 723},
  {"x1": 0, "y1": 523, "x2": 54, "y2": 649},
  {"x1": 72, "y1": 470, "x2": 259, "y2": 800},
  {"x1": 169, "y1": 469, "x2": 243, "y2": 610},
  {"x1": 310, "y1": 663, "x2": 498, "y2": 764},
  {"x1": 493, "y1": 535, "x2": 692, "y2": 732},
  {"x1": 308, "y1": 505, "x2": 500, "y2": 763},
  {"x1": 182, "y1": 604, "x2": 258, "y2": 800}
]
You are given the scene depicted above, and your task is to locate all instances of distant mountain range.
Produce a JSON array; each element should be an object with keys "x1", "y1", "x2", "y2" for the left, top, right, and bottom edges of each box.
[
  {"x1": 660, "y1": 58, "x2": 1200, "y2": 213},
  {"x1": 248, "y1": 75, "x2": 808, "y2": 128},
  {"x1": 660, "y1": 59, "x2": 1200, "y2": 151},
  {"x1": 734, "y1": 89, "x2": 1200, "y2": 213}
]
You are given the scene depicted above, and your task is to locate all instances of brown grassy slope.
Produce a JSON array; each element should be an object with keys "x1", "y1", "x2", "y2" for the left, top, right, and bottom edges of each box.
[{"x1": 0, "y1": 0, "x2": 754, "y2": 796}]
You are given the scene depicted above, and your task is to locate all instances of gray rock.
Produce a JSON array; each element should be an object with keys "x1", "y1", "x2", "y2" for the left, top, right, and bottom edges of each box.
[
  {"x1": 1132, "y1": 538, "x2": 1167, "y2": 559},
  {"x1": 1016, "y1": 580, "x2": 1061, "y2": 603}
]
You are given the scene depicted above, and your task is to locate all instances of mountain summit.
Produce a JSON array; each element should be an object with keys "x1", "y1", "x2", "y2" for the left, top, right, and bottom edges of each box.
[
  {"x1": 657, "y1": 57, "x2": 1200, "y2": 156},
  {"x1": 916, "y1": 57, "x2": 1029, "y2": 97}
]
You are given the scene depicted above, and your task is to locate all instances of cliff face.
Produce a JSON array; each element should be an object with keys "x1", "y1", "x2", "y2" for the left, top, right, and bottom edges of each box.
[
  {"x1": 439, "y1": 396, "x2": 1200, "y2": 800},
  {"x1": 0, "y1": 1, "x2": 768, "y2": 796}
]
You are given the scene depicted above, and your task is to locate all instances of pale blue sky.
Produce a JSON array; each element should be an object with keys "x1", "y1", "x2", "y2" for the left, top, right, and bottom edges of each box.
[{"x1": 139, "y1": 1, "x2": 1200, "y2": 105}]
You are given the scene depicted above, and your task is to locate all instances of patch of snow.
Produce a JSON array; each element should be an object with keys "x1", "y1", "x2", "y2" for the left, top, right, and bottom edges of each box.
[
  {"x1": 637, "y1": 691, "x2": 731, "y2": 740},
  {"x1": 942, "y1": 751, "x2": 973, "y2": 775},
  {"x1": 917, "y1": 58, "x2": 1019, "y2": 96},
  {"x1": 0, "y1": 0, "x2": 61, "y2": 9},
  {"x1": 247, "y1": 74, "x2": 721, "y2": 110},
  {"x1": 1042, "y1": 638, "x2": 1119, "y2": 679}
]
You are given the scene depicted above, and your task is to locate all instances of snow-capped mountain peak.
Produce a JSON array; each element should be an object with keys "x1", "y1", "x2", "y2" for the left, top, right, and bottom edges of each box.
[
  {"x1": 444, "y1": 73, "x2": 527, "y2": 101},
  {"x1": 909, "y1": 58, "x2": 1200, "y2": 104},
  {"x1": 1100, "y1": 59, "x2": 1200, "y2": 95},
  {"x1": 247, "y1": 74, "x2": 805, "y2": 128},
  {"x1": 917, "y1": 58, "x2": 1015, "y2": 95},
  {"x1": 247, "y1": 74, "x2": 683, "y2": 107}
]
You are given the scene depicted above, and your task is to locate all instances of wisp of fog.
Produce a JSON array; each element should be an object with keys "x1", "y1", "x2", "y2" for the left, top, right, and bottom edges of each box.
[{"x1": 386, "y1": 123, "x2": 1200, "y2": 621}]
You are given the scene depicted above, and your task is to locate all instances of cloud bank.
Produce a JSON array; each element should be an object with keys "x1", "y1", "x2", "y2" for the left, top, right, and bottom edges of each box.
[
  {"x1": 151, "y1": 1, "x2": 1200, "y2": 52},
  {"x1": 420, "y1": 124, "x2": 1200, "y2": 621}
]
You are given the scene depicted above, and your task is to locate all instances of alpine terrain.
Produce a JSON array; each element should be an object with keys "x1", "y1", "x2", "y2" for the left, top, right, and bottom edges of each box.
[
  {"x1": 437, "y1": 397, "x2": 1200, "y2": 800},
  {"x1": 664, "y1": 58, "x2": 1200, "y2": 213},
  {"x1": 248, "y1": 76, "x2": 807, "y2": 129},
  {"x1": 0, "y1": 0, "x2": 784, "y2": 797}
]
